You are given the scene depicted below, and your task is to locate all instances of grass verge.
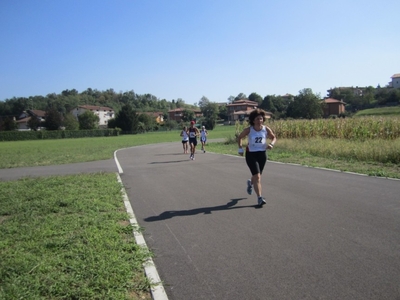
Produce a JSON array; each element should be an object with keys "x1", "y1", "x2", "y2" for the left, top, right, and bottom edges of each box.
[
  {"x1": 0, "y1": 126, "x2": 234, "y2": 168},
  {"x1": 0, "y1": 173, "x2": 152, "y2": 300},
  {"x1": 208, "y1": 137, "x2": 400, "y2": 179}
]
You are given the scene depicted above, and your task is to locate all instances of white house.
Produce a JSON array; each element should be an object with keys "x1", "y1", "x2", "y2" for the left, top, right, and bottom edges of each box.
[
  {"x1": 71, "y1": 105, "x2": 115, "y2": 127},
  {"x1": 389, "y1": 73, "x2": 400, "y2": 88},
  {"x1": 16, "y1": 110, "x2": 46, "y2": 130}
]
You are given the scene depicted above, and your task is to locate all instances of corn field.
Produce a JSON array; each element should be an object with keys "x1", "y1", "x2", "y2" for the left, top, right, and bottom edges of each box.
[{"x1": 268, "y1": 116, "x2": 400, "y2": 140}]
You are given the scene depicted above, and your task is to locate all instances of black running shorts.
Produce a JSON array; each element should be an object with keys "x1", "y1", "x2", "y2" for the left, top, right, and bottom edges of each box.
[{"x1": 245, "y1": 151, "x2": 267, "y2": 175}]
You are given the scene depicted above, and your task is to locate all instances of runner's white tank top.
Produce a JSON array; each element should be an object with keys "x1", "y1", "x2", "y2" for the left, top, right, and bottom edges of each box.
[
  {"x1": 247, "y1": 126, "x2": 268, "y2": 152},
  {"x1": 200, "y1": 130, "x2": 207, "y2": 138},
  {"x1": 182, "y1": 131, "x2": 189, "y2": 141}
]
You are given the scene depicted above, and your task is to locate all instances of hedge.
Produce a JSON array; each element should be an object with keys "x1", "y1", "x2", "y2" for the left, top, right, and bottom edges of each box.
[{"x1": 0, "y1": 129, "x2": 120, "y2": 142}]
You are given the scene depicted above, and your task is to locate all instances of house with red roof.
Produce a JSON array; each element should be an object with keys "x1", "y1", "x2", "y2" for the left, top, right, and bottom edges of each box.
[
  {"x1": 322, "y1": 98, "x2": 346, "y2": 117},
  {"x1": 167, "y1": 108, "x2": 202, "y2": 122},
  {"x1": 16, "y1": 110, "x2": 46, "y2": 130},
  {"x1": 226, "y1": 99, "x2": 272, "y2": 122}
]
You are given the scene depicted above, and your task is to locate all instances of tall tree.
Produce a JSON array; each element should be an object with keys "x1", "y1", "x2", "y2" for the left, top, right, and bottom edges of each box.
[
  {"x1": 261, "y1": 96, "x2": 277, "y2": 113},
  {"x1": 201, "y1": 102, "x2": 219, "y2": 129},
  {"x1": 115, "y1": 103, "x2": 138, "y2": 132},
  {"x1": 287, "y1": 89, "x2": 323, "y2": 119},
  {"x1": 248, "y1": 92, "x2": 263, "y2": 105},
  {"x1": 44, "y1": 107, "x2": 62, "y2": 130},
  {"x1": 198, "y1": 96, "x2": 210, "y2": 109}
]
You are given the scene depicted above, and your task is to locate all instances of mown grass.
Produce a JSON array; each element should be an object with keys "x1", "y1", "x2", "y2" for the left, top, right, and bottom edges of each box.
[
  {"x1": 208, "y1": 138, "x2": 400, "y2": 179},
  {"x1": 0, "y1": 126, "x2": 234, "y2": 168},
  {"x1": 354, "y1": 106, "x2": 400, "y2": 117},
  {"x1": 0, "y1": 173, "x2": 152, "y2": 300}
]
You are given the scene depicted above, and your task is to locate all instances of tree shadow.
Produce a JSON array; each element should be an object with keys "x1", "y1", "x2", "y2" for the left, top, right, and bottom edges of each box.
[{"x1": 144, "y1": 198, "x2": 260, "y2": 222}]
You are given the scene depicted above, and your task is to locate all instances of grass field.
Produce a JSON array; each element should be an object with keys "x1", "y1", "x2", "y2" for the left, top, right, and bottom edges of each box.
[
  {"x1": 1, "y1": 120, "x2": 399, "y2": 299},
  {"x1": 354, "y1": 106, "x2": 400, "y2": 117},
  {"x1": 0, "y1": 126, "x2": 234, "y2": 168},
  {"x1": 0, "y1": 173, "x2": 152, "y2": 300}
]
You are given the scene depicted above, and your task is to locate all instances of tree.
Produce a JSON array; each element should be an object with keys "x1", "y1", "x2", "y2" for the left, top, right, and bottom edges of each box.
[
  {"x1": 115, "y1": 103, "x2": 138, "y2": 132},
  {"x1": 78, "y1": 111, "x2": 99, "y2": 130},
  {"x1": 107, "y1": 118, "x2": 117, "y2": 129},
  {"x1": 181, "y1": 109, "x2": 195, "y2": 122},
  {"x1": 138, "y1": 113, "x2": 155, "y2": 131},
  {"x1": 218, "y1": 104, "x2": 228, "y2": 121},
  {"x1": 198, "y1": 96, "x2": 210, "y2": 109},
  {"x1": 248, "y1": 93, "x2": 263, "y2": 106},
  {"x1": 201, "y1": 102, "x2": 219, "y2": 129},
  {"x1": 261, "y1": 96, "x2": 277, "y2": 114},
  {"x1": 227, "y1": 96, "x2": 235, "y2": 103},
  {"x1": 175, "y1": 98, "x2": 185, "y2": 108},
  {"x1": 137, "y1": 121, "x2": 146, "y2": 133},
  {"x1": 44, "y1": 107, "x2": 63, "y2": 130},
  {"x1": 287, "y1": 88, "x2": 323, "y2": 119},
  {"x1": 27, "y1": 116, "x2": 42, "y2": 131},
  {"x1": 0, "y1": 117, "x2": 17, "y2": 131},
  {"x1": 164, "y1": 119, "x2": 178, "y2": 131},
  {"x1": 63, "y1": 113, "x2": 79, "y2": 130},
  {"x1": 234, "y1": 93, "x2": 247, "y2": 101}
]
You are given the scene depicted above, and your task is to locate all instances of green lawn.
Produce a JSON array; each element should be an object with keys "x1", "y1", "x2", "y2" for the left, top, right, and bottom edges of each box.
[
  {"x1": 354, "y1": 106, "x2": 400, "y2": 116},
  {"x1": 0, "y1": 173, "x2": 152, "y2": 300},
  {"x1": 0, "y1": 126, "x2": 235, "y2": 168}
]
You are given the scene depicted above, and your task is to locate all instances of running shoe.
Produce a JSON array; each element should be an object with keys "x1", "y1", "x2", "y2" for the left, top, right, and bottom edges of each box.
[
  {"x1": 247, "y1": 179, "x2": 253, "y2": 195},
  {"x1": 258, "y1": 197, "x2": 266, "y2": 206}
]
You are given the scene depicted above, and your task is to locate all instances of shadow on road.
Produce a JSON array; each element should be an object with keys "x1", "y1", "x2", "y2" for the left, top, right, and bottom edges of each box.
[
  {"x1": 149, "y1": 160, "x2": 189, "y2": 164},
  {"x1": 144, "y1": 198, "x2": 259, "y2": 222}
]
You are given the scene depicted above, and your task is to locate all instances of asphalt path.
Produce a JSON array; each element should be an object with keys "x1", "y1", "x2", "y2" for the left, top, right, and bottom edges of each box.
[
  {"x1": 116, "y1": 143, "x2": 400, "y2": 300},
  {"x1": 1, "y1": 142, "x2": 400, "y2": 299}
]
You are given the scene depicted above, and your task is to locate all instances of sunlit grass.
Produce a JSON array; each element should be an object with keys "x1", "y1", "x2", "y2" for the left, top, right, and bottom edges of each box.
[
  {"x1": 208, "y1": 137, "x2": 400, "y2": 179},
  {"x1": 0, "y1": 126, "x2": 234, "y2": 168},
  {"x1": 354, "y1": 106, "x2": 400, "y2": 116},
  {"x1": 0, "y1": 173, "x2": 152, "y2": 300}
]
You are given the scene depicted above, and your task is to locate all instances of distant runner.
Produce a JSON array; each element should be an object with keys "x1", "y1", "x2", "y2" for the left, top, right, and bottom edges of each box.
[
  {"x1": 188, "y1": 121, "x2": 200, "y2": 160},
  {"x1": 180, "y1": 126, "x2": 189, "y2": 154},
  {"x1": 200, "y1": 125, "x2": 208, "y2": 153}
]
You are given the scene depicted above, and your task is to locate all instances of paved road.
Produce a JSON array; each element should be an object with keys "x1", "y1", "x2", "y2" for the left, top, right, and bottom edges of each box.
[
  {"x1": 116, "y1": 143, "x2": 400, "y2": 300},
  {"x1": 1, "y1": 142, "x2": 400, "y2": 299}
]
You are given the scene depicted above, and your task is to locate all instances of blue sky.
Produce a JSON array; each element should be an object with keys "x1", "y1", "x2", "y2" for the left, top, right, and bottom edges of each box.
[{"x1": 1, "y1": 0, "x2": 399, "y2": 105}]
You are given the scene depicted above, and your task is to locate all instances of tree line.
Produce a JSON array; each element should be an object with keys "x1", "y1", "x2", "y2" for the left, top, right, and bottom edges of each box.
[{"x1": 1, "y1": 86, "x2": 399, "y2": 132}]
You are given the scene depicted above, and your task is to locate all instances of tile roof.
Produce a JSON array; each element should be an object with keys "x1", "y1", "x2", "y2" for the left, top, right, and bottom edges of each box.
[{"x1": 323, "y1": 98, "x2": 346, "y2": 104}]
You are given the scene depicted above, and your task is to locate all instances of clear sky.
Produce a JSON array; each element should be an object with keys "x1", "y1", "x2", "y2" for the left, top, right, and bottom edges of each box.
[{"x1": 1, "y1": 0, "x2": 399, "y2": 104}]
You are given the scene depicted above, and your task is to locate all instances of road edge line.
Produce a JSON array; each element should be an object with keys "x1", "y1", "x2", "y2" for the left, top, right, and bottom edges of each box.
[{"x1": 116, "y1": 173, "x2": 169, "y2": 300}]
